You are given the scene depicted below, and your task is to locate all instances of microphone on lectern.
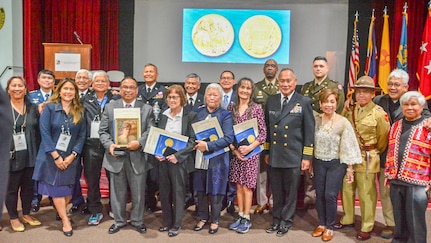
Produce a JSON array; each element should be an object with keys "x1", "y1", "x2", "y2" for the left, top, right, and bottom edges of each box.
[{"x1": 73, "y1": 31, "x2": 83, "y2": 45}]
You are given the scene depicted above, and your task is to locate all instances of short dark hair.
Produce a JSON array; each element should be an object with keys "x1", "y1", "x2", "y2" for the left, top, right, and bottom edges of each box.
[
  {"x1": 313, "y1": 56, "x2": 328, "y2": 63},
  {"x1": 120, "y1": 76, "x2": 138, "y2": 86},
  {"x1": 220, "y1": 70, "x2": 235, "y2": 79},
  {"x1": 38, "y1": 69, "x2": 55, "y2": 79}
]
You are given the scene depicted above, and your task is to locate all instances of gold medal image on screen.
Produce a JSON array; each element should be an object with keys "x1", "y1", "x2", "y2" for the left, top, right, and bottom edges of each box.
[
  {"x1": 192, "y1": 14, "x2": 234, "y2": 57},
  {"x1": 239, "y1": 15, "x2": 282, "y2": 58}
]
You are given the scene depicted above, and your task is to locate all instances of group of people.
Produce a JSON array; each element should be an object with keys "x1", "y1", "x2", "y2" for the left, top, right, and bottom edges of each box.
[{"x1": 1, "y1": 58, "x2": 430, "y2": 242}]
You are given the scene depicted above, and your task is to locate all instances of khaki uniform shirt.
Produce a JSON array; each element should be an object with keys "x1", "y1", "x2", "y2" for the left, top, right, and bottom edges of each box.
[{"x1": 342, "y1": 102, "x2": 390, "y2": 173}]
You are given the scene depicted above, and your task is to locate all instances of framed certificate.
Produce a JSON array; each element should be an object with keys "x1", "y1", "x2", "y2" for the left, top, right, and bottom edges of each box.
[
  {"x1": 192, "y1": 117, "x2": 229, "y2": 159},
  {"x1": 143, "y1": 126, "x2": 189, "y2": 157},
  {"x1": 113, "y1": 108, "x2": 141, "y2": 146},
  {"x1": 233, "y1": 118, "x2": 263, "y2": 159}
]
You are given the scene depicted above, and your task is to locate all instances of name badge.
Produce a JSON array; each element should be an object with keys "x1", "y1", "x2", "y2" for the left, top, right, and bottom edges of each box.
[
  {"x1": 90, "y1": 121, "x2": 100, "y2": 138},
  {"x1": 56, "y1": 133, "x2": 71, "y2": 152},
  {"x1": 13, "y1": 133, "x2": 27, "y2": 151}
]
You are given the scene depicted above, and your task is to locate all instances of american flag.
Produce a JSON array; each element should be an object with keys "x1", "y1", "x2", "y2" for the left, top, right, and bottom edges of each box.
[{"x1": 347, "y1": 16, "x2": 360, "y2": 99}]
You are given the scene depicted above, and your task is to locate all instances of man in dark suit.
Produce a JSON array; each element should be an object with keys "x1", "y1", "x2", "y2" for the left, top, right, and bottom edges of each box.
[
  {"x1": 137, "y1": 63, "x2": 166, "y2": 212},
  {"x1": 184, "y1": 73, "x2": 204, "y2": 112},
  {"x1": 219, "y1": 70, "x2": 236, "y2": 109},
  {"x1": 137, "y1": 63, "x2": 167, "y2": 111},
  {"x1": 264, "y1": 68, "x2": 315, "y2": 237},
  {"x1": 99, "y1": 77, "x2": 154, "y2": 234},
  {"x1": 218, "y1": 70, "x2": 237, "y2": 215},
  {"x1": 28, "y1": 69, "x2": 55, "y2": 212},
  {"x1": 183, "y1": 73, "x2": 204, "y2": 209},
  {"x1": 0, "y1": 87, "x2": 13, "y2": 230}
]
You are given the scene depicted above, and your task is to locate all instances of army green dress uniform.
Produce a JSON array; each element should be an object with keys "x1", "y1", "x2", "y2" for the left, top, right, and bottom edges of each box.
[
  {"x1": 340, "y1": 101, "x2": 390, "y2": 233},
  {"x1": 301, "y1": 77, "x2": 345, "y2": 114},
  {"x1": 253, "y1": 79, "x2": 278, "y2": 211}
]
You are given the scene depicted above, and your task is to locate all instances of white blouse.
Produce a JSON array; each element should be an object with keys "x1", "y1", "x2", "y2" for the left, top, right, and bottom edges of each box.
[{"x1": 314, "y1": 113, "x2": 362, "y2": 165}]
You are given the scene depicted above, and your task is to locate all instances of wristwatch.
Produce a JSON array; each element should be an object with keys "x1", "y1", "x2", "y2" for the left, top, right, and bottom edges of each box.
[{"x1": 71, "y1": 151, "x2": 78, "y2": 158}]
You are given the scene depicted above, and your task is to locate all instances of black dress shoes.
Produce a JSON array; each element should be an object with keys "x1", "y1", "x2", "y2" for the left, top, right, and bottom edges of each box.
[
  {"x1": 69, "y1": 203, "x2": 84, "y2": 214},
  {"x1": 334, "y1": 222, "x2": 355, "y2": 229},
  {"x1": 108, "y1": 224, "x2": 125, "y2": 234},
  {"x1": 134, "y1": 224, "x2": 147, "y2": 234},
  {"x1": 80, "y1": 205, "x2": 91, "y2": 215},
  {"x1": 266, "y1": 224, "x2": 279, "y2": 234},
  {"x1": 276, "y1": 226, "x2": 289, "y2": 237},
  {"x1": 168, "y1": 227, "x2": 180, "y2": 237},
  {"x1": 194, "y1": 220, "x2": 207, "y2": 231},
  {"x1": 226, "y1": 201, "x2": 235, "y2": 216},
  {"x1": 63, "y1": 230, "x2": 73, "y2": 237},
  {"x1": 208, "y1": 223, "x2": 219, "y2": 234},
  {"x1": 159, "y1": 226, "x2": 169, "y2": 232},
  {"x1": 31, "y1": 201, "x2": 40, "y2": 213}
]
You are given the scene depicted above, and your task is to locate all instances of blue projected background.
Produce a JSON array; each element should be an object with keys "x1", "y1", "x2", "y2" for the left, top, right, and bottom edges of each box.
[{"x1": 182, "y1": 9, "x2": 290, "y2": 64}]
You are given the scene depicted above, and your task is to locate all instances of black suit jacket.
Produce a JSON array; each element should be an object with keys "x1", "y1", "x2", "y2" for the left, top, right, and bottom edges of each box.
[
  {"x1": 0, "y1": 88, "x2": 13, "y2": 213},
  {"x1": 265, "y1": 92, "x2": 315, "y2": 168},
  {"x1": 157, "y1": 109, "x2": 198, "y2": 173},
  {"x1": 184, "y1": 93, "x2": 205, "y2": 113},
  {"x1": 137, "y1": 82, "x2": 168, "y2": 111}
]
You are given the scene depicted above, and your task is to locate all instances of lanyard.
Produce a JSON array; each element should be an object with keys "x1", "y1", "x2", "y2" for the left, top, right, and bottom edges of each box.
[
  {"x1": 61, "y1": 111, "x2": 71, "y2": 135},
  {"x1": 11, "y1": 104, "x2": 27, "y2": 134},
  {"x1": 94, "y1": 94, "x2": 108, "y2": 112}
]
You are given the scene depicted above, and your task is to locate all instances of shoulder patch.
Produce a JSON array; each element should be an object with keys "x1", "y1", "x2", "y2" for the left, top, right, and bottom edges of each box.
[{"x1": 338, "y1": 84, "x2": 343, "y2": 90}]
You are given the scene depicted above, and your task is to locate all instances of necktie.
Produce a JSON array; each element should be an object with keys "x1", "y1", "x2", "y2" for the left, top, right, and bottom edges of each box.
[
  {"x1": 224, "y1": 95, "x2": 229, "y2": 108},
  {"x1": 147, "y1": 87, "x2": 151, "y2": 95},
  {"x1": 188, "y1": 97, "x2": 194, "y2": 106},
  {"x1": 80, "y1": 93, "x2": 84, "y2": 99},
  {"x1": 44, "y1": 94, "x2": 49, "y2": 101},
  {"x1": 282, "y1": 96, "x2": 288, "y2": 111},
  {"x1": 125, "y1": 103, "x2": 132, "y2": 108}
]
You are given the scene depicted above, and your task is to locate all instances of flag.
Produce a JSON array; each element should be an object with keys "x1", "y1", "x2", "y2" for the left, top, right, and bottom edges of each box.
[
  {"x1": 365, "y1": 14, "x2": 377, "y2": 85},
  {"x1": 418, "y1": 7, "x2": 431, "y2": 100},
  {"x1": 378, "y1": 11, "x2": 390, "y2": 94},
  {"x1": 397, "y1": 9, "x2": 408, "y2": 71},
  {"x1": 347, "y1": 17, "x2": 360, "y2": 99}
]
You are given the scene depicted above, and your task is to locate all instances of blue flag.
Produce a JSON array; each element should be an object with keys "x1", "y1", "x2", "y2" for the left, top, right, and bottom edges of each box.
[{"x1": 397, "y1": 10, "x2": 408, "y2": 71}]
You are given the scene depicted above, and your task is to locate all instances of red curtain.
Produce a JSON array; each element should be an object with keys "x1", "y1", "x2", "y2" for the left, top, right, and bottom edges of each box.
[
  {"x1": 372, "y1": 0, "x2": 427, "y2": 90},
  {"x1": 23, "y1": 0, "x2": 119, "y2": 91}
]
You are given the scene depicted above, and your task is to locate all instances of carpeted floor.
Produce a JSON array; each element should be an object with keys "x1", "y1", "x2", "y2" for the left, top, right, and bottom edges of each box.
[{"x1": 1, "y1": 198, "x2": 430, "y2": 243}]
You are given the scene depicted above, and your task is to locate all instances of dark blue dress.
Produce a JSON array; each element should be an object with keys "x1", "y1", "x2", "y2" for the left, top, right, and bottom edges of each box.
[
  {"x1": 33, "y1": 102, "x2": 86, "y2": 197},
  {"x1": 193, "y1": 107, "x2": 234, "y2": 195}
]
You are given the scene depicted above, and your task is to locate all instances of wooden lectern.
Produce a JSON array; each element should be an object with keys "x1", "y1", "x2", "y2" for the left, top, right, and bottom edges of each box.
[{"x1": 43, "y1": 43, "x2": 92, "y2": 80}]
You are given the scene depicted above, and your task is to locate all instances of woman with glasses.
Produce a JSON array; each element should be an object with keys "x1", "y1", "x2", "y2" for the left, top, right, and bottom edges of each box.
[{"x1": 154, "y1": 85, "x2": 197, "y2": 237}]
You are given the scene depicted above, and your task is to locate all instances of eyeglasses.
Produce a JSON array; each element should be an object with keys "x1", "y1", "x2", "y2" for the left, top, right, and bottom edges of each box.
[
  {"x1": 264, "y1": 64, "x2": 277, "y2": 68},
  {"x1": 167, "y1": 95, "x2": 180, "y2": 100},
  {"x1": 220, "y1": 77, "x2": 233, "y2": 80},
  {"x1": 121, "y1": 86, "x2": 137, "y2": 90},
  {"x1": 387, "y1": 82, "x2": 403, "y2": 88}
]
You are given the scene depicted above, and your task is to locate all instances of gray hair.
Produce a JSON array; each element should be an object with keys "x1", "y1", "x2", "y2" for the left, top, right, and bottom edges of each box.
[
  {"x1": 185, "y1": 73, "x2": 201, "y2": 83},
  {"x1": 400, "y1": 91, "x2": 426, "y2": 106},
  {"x1": 92, "y1": 70, "x2": 108, "y2": 81},
  {"x1": 204, "y1": 83, "x2": 223, "y2": 106},
  {"x1": 388, "y1": 69, "x2": 409, "y2": 85},
  {"x1": 75, "y1": 69, "x2": 92, "y2": 80}
]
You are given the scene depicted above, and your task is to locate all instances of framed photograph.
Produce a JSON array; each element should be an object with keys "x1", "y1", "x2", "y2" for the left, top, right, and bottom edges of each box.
[{"x1": 113, "y1": 108, "x2": 141, "y2": 146}]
